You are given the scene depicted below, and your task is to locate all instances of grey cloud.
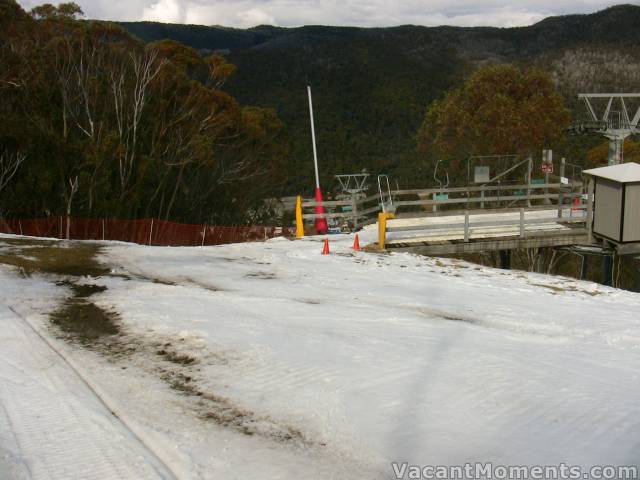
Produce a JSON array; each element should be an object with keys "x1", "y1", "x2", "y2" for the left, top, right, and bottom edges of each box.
[{"x1": 16, "y1": 0, "x2": 630, "y2": 28}]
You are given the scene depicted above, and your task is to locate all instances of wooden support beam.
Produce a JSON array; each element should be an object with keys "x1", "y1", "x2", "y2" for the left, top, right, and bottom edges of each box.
[
  {"x1": 391, "y1": 183, "x2": 572, "y2": 196},
  {"x1": 587, "y1": 178, "x2": 594, "y2": 245},
  {"x1": 386, "y1": 212, "x2": 586, "y2": 234},
  {"x1": 464, "y1": 211, "x2": 470, "y2": 242},
  {"x1": 386, "y1": 231, "x2": 589, "y2": 255},
  {"x1": 393, "y1": 192, "x2": 583, "y2": 208}
]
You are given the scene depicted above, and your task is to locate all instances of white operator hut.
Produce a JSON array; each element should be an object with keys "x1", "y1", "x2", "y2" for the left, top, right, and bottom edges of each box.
[{"x1": 584, "y1": 162, "x2": 640, "y2": 244}]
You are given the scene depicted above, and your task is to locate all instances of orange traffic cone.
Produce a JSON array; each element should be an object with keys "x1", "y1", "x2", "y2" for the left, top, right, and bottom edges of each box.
[
  {"x1": 322, "y1": 238, "x2": 330, "y2": 255},
  {"x1": 352, "y1": 234, "x2": 360, "y2": 251}
]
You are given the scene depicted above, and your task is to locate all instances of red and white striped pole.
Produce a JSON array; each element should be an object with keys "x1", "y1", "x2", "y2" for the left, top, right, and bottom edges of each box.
[{"x1": 307, "y1": 85, "x2": 328, "y2": 234}]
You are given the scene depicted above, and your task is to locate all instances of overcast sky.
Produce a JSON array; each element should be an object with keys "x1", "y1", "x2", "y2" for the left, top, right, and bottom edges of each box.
[{"x1": 16, "y1": 0, "x2": 633, "y2": 28}]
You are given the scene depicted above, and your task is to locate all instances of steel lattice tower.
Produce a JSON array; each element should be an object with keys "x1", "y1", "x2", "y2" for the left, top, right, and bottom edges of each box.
[{"x1": 571, "y1": 94, "x2": 640, "y2": 165}]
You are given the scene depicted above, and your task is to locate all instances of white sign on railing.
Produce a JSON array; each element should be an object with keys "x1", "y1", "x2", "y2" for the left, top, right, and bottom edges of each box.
[{"x1": 474, "y1": 166, "x2": 490, "y2": 183}]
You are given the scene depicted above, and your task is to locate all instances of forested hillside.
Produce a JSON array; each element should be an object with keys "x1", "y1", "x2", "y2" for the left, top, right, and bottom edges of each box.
[
  {"x1": 120, "y1": 5, "x2": 640, "y2": 193},
  {"x1": 0, "y1": 0, "x2": 286, "y2": 224},
  {"x1": 2, "y1": 2, "x2": 640, "y2": 224}
]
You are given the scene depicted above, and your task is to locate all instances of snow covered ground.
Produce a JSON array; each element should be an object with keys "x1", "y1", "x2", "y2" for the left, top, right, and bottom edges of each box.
[
  {"x1": 1, "y1": 230, "x2": 640, "y2": 479},
  {"x1": 0, "y1": 269, "x2": 172, "y2": 479}
]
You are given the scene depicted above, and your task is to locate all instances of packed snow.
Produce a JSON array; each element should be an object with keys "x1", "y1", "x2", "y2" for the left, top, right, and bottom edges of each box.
[
  {"x1": 0, "y1": 269, "x2": 172, "y2": 479},
  {"x1": 1, "y1": 229, "x2": 639, "y2": 479}
]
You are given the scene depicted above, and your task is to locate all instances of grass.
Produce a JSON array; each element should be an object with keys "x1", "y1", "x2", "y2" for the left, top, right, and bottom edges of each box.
[
  {"x1": 0, "y1": 238, "x2": 109, "y2": 277},
  {"x1": 0, "y1": 237, "x2": 118, "y2": 342}
]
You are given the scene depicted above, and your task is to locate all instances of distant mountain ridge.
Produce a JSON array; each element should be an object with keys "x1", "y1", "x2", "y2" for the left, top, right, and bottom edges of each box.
[
  {"x1": 120, "y1": 5, "x2": 640, "y2": 54},
  {"x1": 119, "y1": 5, "x2": 640, "y2": 192}
]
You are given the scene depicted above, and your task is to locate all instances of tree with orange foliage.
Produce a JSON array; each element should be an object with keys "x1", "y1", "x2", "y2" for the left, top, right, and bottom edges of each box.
[
  {"x1": 417, "y1": 65, "x2": 570, "y2": 173},
  {"x1": 586, "y1": 139, "x2": 640, "y2": 168}
]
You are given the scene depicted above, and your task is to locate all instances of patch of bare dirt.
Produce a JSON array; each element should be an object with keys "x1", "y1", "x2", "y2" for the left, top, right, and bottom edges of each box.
[
  {"x1": 0, "y1": 238, "x2": 120, "y2": 343},
  {"x1": 0, "y1": 238, "x2": 108, "y2": 277},
  {"x1": 51, "y1": 299, "x2": 119, "y2": 341},
  {"x1": 161, "y1": 368, "x2": 311, "y2": 444},
  {"x1": 0, "y1": 237, "x2": 315, "y2": 448},
  {"x1": 245, "y1": 271, "x2": 277, "y2": 280},
  {"x1": 529, "y1": 282, "x2": 605, "y2": 296}
]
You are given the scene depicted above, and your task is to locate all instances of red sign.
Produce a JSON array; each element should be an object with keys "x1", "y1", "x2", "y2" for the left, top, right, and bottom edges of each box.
[{"x1": 542, "y1": 163, "x2": 554, "y2": 174}]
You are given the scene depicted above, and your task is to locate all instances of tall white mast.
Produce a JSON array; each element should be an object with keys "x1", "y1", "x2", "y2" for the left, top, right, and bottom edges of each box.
[{"x1": 307, "y1": 85, "x2": 321, "y2": 189}]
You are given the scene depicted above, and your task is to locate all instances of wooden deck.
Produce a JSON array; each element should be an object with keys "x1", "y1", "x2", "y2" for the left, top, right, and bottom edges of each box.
[{"x1": 384, "y1": 209, "x2": 590, "y2": 254}]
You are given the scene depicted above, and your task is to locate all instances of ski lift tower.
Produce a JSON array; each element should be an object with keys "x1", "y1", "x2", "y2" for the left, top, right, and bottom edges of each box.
[
  {"x1": 572, "y1": 94, "x2": 640, "y2": 165},
  {"x1": 334, "y1": 172, "x2": 370, "y2": 231},
  {"x1": 335, "y1": 173, "x2": 370, "y2": 197}
]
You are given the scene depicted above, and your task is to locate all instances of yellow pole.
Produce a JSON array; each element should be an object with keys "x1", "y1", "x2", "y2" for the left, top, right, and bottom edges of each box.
[
  {"x1": 295, "y1": 195, "x2": 304, "y2": 238},
  {"x1": 378, "y1": 212, "x2": 394, "y2": 249}
]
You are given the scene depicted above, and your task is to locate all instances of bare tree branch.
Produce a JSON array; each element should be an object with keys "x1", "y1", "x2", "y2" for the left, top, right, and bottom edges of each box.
[{"x1": 0, "y1": 151, "x2": 26, "y2": 194}]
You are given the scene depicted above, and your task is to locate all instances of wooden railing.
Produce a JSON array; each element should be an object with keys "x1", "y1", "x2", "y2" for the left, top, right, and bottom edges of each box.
[
  {"x1": 295, "y1": 177, "x2": 586, "y2": 238},
  {"x1": 387, "y1": 205, "x2": 587, "y2": 235},
  {"x1": 387, "y1": 181, "x2": 584, "y2": 213},
  {"x1": 385, "y1": 205, "x2": 589, "y2": 242},
  {"x1": 300, "y1": 193, "x2": 382, "y2": 230}
]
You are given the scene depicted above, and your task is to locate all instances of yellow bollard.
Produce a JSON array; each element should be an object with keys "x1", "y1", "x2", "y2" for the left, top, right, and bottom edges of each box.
[
  {"x1": 378, "y1": 212, "x2": 394, "y2": 250},
  {"x1": 295, "y1": 195, "x2": 304, "y2": 238}
]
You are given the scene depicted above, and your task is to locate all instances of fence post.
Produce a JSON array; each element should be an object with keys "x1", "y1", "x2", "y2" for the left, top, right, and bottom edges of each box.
[
  {"x1": 526, "y1": 155, "x2": 532, "y2": 208},
  {"x1": 59, "y1": 216, "x2": 63, "y2": 239},
  {"x1": 519, "y1": 208, "x2": 525, "y2": 238},
  {"x1": 148, "y1": 218, "x2": 154, "y2": 246},
  {"x1": 352, "y1": 195, "x2": 359, "y2": 230},
  {"x1": 201, "y1": 225, "x2": 206, "y2": 247},
  {"x1": 102, "y1": 219, "x2": 105, "y2": 241},
  {"x1": 544, "y1": 170, "x2": 550, "y2": 205},
  {"x1": 587, "y1": 177, "x2": 594, "y2": 244},
  {"x1": 558, "y1": 158, "x2": 566, "y2": 218},
  {"x1": 464, "y1": 211, "x2": 470, "y2": 242},
  {"x1": 18, "y1": 220, "x2": 22, "y2": 236}
]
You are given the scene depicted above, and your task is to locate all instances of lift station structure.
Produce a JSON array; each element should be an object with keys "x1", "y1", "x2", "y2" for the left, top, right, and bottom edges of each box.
[{"x1": 573, "y1": 93, "x2": 640, "y2": 165}]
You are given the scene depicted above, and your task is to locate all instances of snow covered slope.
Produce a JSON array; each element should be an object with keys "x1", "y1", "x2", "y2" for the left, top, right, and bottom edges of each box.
[
  {"x1": 96, "y1": 233, "x2": 640, "y2": 477},
  {"x1": 1, "y1": 232, "x2": 639, "y2": 479},
  {"x1": 0, "y1": 269, "x2": 173, "y2": 480}
]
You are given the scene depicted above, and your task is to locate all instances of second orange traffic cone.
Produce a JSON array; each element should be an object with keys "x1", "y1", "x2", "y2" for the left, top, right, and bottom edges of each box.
[
  {"x1": 352, "y1": 234, "x2": 360, "y2": 251},
  {"x1": 322, "y1": 238, "x2": 330, "y2": 255}
]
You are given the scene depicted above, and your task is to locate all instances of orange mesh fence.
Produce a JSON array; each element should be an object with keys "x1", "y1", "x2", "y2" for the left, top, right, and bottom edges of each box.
[
  {"x1": 0, "y1": 216, "x2": 293, "y2": 246},
  {"x1": 1, "y1": 217, "x2": 62, "y2": 238}
]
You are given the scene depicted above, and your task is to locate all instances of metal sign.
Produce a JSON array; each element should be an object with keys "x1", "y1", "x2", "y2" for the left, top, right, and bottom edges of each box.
[
  {"x1": 542, "y1": 163, "x2": 554, "y2": 174},
  {"x1": 474, "y1": 166, "x2": 490, "y2": 183}
]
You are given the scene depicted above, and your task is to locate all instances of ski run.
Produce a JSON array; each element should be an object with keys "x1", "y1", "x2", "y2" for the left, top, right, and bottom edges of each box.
[{"x1": 1, "y1": 229, "x2": 639, "y2": 479}]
